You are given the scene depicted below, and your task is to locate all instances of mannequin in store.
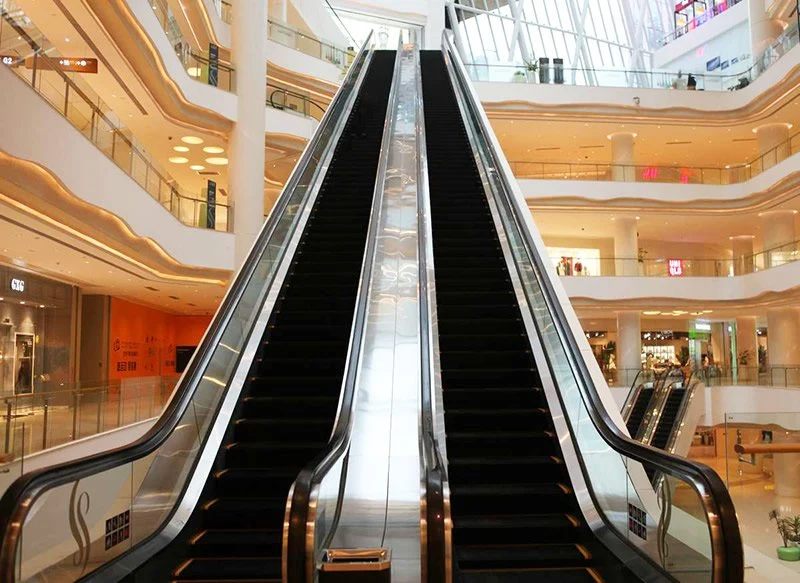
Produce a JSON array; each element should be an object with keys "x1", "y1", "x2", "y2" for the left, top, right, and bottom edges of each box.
[{"x1": 16, "y1": 357, "x2": 31, "y2": 392}]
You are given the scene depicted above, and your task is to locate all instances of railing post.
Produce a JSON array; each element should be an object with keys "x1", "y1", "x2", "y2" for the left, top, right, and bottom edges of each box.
[
  {"x1": 96, "y1": 390, "x2": 104, "y2": 434},
  {"x1": 72, "y1": 392, "x2": 81, "y2": 440},
  {"x1": 42, "y1": 397, "x2": 49, "y2": 450},
  {"x1": 63, "y1": 82, "x2": 70, "y2": 116},
  {"x1": 4, "y1": 400, "x2": 11, "y2": 454},
  {"x1": 117, "y1": 389, "x2": 123, "y2": 428}
]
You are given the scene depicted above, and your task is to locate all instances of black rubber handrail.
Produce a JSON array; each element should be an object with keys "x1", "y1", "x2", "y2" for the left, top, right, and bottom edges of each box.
[
  {"x1": 268, "y1": 85, "x2": 326, "y2": 118},
  {"x1": 0, "y1": 34, "x2": 374, "y2": 583},
  {"x1": 442, "y1": 33, "x2": 744, "y2": 583},
  {"x1": 283, "y1": 40, "x2": 397, "y2": 583}
]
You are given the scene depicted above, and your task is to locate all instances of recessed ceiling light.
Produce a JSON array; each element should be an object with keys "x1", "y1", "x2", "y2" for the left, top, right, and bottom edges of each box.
[
  {"x1": 187, "y1": 67, "x2": 202, "y2": 78},
  {"x1": 19, "y1": 301, "x2": 25, "y2": 305},
  {"x1": 203, "y1": 146, "x2": 225, "y2": 154},
  {"x1": 643, "y1": 311, "x2": 660, "y2": 316},
  {"x1": 39, "y1": 304, "x2": 45, "y2": 308},
  {"x1": 181, "y1": 136, "x2": 204, "y2": 145},
  {"x1": 169, "y1": 156, "x2": 189, "y2": 164},
  {"x1": 64, "y1": 37, "x2": 70, "y2": 42},
  {"x1": 205, "y1": 157, "x2": 229, "y2": 166},
  {"x1": 190, "y1": 164, "x2": 206, "y2": 171},
  {"x1": 173, "y1": 145, "x2": 190, "y2": 152}
]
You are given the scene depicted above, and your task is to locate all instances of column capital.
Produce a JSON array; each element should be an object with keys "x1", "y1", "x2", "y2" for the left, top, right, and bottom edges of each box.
[
  {"x1": 752, "y1": 122, "x2": 793, "y2": 135},
  {"x1": 607, "y1": 131, "x2": 638, "y2": 142}
]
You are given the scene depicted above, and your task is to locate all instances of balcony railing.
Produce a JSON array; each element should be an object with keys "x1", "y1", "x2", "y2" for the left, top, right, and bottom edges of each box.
[
  {"x1": 467, "y1": 23, "x2": 798, "y2": 92},
  {"x1": 550, "y1": 239, "x2": 800, "y2": 278},
  {"x1": 660, "y1": 0, "x2": 746, "y2": 47},
  {"x1": 606, "y1": 366, "x2": 800, "y2": 389},
  {"x1": 0, "y1": 3, "x2": 230, "y2": 231},
  {"x1": 512, "y1": 130, "x2": 800, "y2": 185}
]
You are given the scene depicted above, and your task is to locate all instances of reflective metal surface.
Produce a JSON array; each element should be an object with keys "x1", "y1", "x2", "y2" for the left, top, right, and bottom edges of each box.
[{"x1": 328, "y1": 42, "x2": 423, "y2": 583}]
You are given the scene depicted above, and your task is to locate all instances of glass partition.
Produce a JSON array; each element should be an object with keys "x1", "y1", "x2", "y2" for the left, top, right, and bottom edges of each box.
[
  {"x1": 0, "y1": 37, "x2": 372, "y2": 583},
  {"x1": 444, "y1": 32, "x2": 742, "y2": 582},
  {"x1": 0, "y1": 2, "x2": 230, "y2": 231}
]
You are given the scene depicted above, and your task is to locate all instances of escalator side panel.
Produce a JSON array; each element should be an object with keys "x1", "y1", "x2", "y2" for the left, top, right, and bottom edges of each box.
[{"x1": 129, "y1": 51, "x2": 397, "y2": 583}]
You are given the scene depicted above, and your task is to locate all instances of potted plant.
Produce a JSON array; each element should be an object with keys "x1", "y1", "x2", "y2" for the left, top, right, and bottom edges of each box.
[
  {"x1": 512, "y1": 70, "x2": 526, "y2": 83},
  {"x1": 523, "y1": 59, "x2": 538, "y2": 83},
  {"x1": 770, "y1": 510, "x2": 800, "y2": 561}
]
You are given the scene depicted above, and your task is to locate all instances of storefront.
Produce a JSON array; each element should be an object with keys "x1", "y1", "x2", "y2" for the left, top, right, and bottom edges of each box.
[
  {"x1": 549, "y1": 246, "x2": 601, "y2": 276},
  {"x1": 0, "y1": 266, "x2": 77, "y2": 396}
]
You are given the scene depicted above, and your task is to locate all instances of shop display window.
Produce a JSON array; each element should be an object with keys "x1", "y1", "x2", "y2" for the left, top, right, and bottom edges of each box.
[
  {"x1": 548, "y1": 247, "x2": 601, "y2": 276},
  {"x1": 0, "y1": 267, "x2": 75, "y2": 396}
]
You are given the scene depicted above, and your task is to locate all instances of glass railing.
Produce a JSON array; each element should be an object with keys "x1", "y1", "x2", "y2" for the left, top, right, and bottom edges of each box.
[
  {"x1": 0, "y1": 34, "x2": 372, "y2": 583},
  {"x1": 607, "y1": 366, "x2": 800, "y2": 389},
  {"x1": 660, "y1": 0, "x2": 746, "y2": 46},
  {"x1": 510, "y1": 130, "x2": 800, "y2": 185},
  {"x1": 0, "y1": 3, "x2": 230, "y2": 231},
  {"x1": 549, "y1": 239, "x2": 800, "y2": 278},
  {"x1": 445, "y1": 30, "x2": 743, "y2": 582},
  {"x1": 0, "y1": 377, "x2": 176, "y2": 465},
  {"x1": 468, "y1": 23, "x2": 798, "y2": 92},
  {"x1": 267, "y1": 81, "x2": 326, "y2": 120}
]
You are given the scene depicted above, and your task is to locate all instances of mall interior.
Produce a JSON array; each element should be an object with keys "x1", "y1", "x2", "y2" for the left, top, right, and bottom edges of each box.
[{"x1": 0, "y1": 0, "x2": 799, "y2": 581}]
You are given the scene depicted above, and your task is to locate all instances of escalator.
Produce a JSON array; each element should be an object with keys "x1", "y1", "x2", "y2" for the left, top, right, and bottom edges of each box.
[
  {"x1": 421, "y1": 51, "x2": 632, "y2": 582},
  {"x1": 625, "y1": 387, "x2": 653, "y2": 438},
  {"x1": 137, "y1": 50, "x2": 395, "y2": 583},
  {"x1": 650, "y1": 387, "x2": 687, "y2": 451}
]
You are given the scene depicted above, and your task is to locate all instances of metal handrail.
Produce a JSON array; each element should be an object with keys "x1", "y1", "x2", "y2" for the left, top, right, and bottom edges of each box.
[
  {"x1": 0, "y1": 32, "x2": 375, "y2": 583},
  {"x1": 415, "y1": 43, "x2": 451, "y2": 583},
  {"x1": 283, "y1": 31, "x2": 385, "y2": 583},
  {"x1": 663, "y1": 377, "x2": 702, "y2": 455},
  {"x1": 442, "y1": 30, "x2": 744, "y2": 583}
]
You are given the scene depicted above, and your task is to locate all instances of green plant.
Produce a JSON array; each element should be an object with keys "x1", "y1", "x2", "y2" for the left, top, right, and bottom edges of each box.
[
  {"x1": 523, "y1": 59, "x2": 538, "y2": 72},
  {"x1": 770, "y1": 510, "x2": 800, "y2": 546},
  {"x1": 513, "y1": 70, "x2": 525, "y2": 77},
  {"x1": 739, "y1": 349, "x2": 753, "y2": 366}
]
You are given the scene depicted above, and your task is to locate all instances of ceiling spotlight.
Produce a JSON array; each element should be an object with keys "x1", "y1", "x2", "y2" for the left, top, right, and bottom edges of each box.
[
  {"x1": 169, "y1": 156, "x2": 189, "y2": 164},
  {"x1": 173, "y1": 145, "x2": 190, "y2": 153},
  {"x1": 181, "y1": 136, "x2": 204, "y2": 145},
  {"x1": 205, "y1": 157, "x2": 229, "y2": 166},
  {"x1": 190, "y1": 164, "x2": 206, "y2": 171},
  {"x1": 203, "y1": 146, "x2": 225, "y2": 154}
]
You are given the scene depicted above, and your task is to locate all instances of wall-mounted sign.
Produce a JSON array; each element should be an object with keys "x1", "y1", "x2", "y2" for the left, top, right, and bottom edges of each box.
[
  {"x1": 26, "y1": 56, "x2": 98, "y2": 74},
  {"x1": 206, "y1": 180, "x2": 217, "y2": 229},
  {"x1": 668, "y1": 259, "x2": 684, "y2": 277},
  {"x1": 0, "y1": 55, "x2": 23, "y2": 68},
  {"x1": 695, "y1": 322, "x2": 712, "y2": 332},
  {"x1": 706, "y1": 56, "x2": 721, "y2": 71},
  {"x1": 208, "y1": 43, "x2": 219, "y2": 87},
  {"x1": 9, "y1": 278, "x2": 25, "y2": 293}
]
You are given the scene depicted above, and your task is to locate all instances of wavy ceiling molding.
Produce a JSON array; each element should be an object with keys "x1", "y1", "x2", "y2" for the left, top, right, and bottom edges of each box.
[
  {"x1": 570, "y1": 287, "x2": 800, "y2": 311},
  {"x1": 0, "y1": 150, "x2": 230, "y2": 286},
  {"x1": 482, "y1": 58, "x2": 800, "y2": 127},
  {"x1": 526, "y1": 170, "x2": 800, "y2": 214}
]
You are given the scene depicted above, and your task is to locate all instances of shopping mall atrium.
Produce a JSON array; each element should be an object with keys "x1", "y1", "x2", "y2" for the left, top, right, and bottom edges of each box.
[{"x1": 0, "y1": 0, "x2": 799, "y2": 581}]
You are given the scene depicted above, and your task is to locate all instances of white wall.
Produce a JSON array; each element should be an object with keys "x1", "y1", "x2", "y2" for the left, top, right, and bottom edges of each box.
[
  {"x1": 701, "y1": 385, "x2": 800, "y2": 426},
  {"x1": 653, "y1": 0, "x2": 751, "y2": 75},
  {"x1": 0, "y1": 66, "x2": 234, "y2": 271},
  {"x1": 330, "y1": 0, "x2": 445, "y2": 49}
]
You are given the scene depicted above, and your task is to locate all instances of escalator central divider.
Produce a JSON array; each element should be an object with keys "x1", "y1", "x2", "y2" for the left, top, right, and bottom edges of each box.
[{"x1": 284, "y1": 48, "x2": 401, "y2": 583}]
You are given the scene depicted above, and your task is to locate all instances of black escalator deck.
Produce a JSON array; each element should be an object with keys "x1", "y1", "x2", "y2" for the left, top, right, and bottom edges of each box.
[
  {"x1": 421, "y1": 51, "x2": 634, "y2": 583},
  {"x1": 651, "y1": 388, "x2": 687, "y2": 450},
  {"x1": 130, "y1": 51, "x2": 395, "y2": 583},
  {"x1": 625, "y1": 387, "x2": 653, "y2": 438}
]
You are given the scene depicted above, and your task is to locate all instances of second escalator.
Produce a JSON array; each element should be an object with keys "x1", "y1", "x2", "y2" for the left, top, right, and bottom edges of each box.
[
  {"x1": 128, "y1": 50, "x2": 396, "y2": 583},
  {"x1": 421, "y1": 50, "x2": 633, "y2": 582}
]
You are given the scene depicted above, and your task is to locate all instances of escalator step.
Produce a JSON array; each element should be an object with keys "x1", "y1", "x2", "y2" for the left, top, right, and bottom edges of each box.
[
  {"x1": 190, "y1": 529, "x2": 283, "y2": 557},
  {"x1": 454, "y1": 513, "x2": 582, "y2": 545},
  {"x1": 456, "y1": 543, "x2": 592, "y2": 570},
  {"x1": 202, "y1": 498, "x2": 288, "y2": 529},
  {"x1": 458, "y1": 568, "x2": 602, "y2": 582},
  {"x1": 174, "y1": 557, "x2": 280, "y2": 581}
]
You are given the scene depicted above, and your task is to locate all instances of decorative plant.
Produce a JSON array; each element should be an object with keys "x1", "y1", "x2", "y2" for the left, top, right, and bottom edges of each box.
[
  {"x1": 770, "y1": 510, "x2": 800, "y2": 547},
  {"x1": 738, "y1": 349, "x2": 753, "y2": 366},
  {"x1": 637, "y1": 248, "x2": 648, "y2": 263},
  {"x1": 759, "y1": 345, "x2": 768, "y2": 369},
  {"x1": 523, "y1": 59, "x2": 538, "y2": 72},
  {"x1": 513, "y1": 70, "x2": 525, "y2": 77}
]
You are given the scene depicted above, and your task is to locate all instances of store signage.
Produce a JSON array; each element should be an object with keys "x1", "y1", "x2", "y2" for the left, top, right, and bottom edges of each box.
[
  {"x1": 9, "y1": 278, "x2": 25, "y2": 293},
  {"x1": 706, "y1": 56, "x2": 721, "y2": 71},
  {"x1": 696, "y1": 322, "x2": 712, "y2": 332},
  {"x1": 206, "y1": 180, "x2": 217, "y2": 229},
  {"x1": 0, "y1": 55, "x2": 23, "y2": 68},
  {"x1": 28, "y1": 57, "x2": 98, "y2": 74},
  {"x1": 668, "y1": 259, "x2": 684, "y2": 277},
  {"x1": 674, "y1": 0, "x2": 694, "y2": 12},
  {"x1": 208, "y1": 43, "x2": 219, "y2": 87}
]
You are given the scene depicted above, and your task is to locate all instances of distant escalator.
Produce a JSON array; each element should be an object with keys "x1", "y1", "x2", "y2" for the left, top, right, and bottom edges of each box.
[
  {"x1": 650, "y1": 387, "x2": 687, "y2": 451},
  {"x1": 625, "y1": 386, "x2": 653, "y2": 438}
]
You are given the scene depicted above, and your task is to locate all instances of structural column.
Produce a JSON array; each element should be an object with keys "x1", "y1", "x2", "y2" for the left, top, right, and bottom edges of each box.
[
  {"x1": 730, "y1": 235, "x2": 755, "y2": 275},
  {"x1": 614, "y1": 216, "x2": 639, "y2": 276},
  {"x1": 753, "y1": 123, "x2": 792, "y2": 170},
  {"x1": 766, "y1": 307, "x2": 800, "y2": 385},
  {"x1": 736, "y1": 316, "x2": 758, "y2": 383},
  {"x1": 230, "y1": 0, "x2": 268, "y2": 266},
  {"x1": 617, "y1": 311, "x2": 642, "y2": 388},
  {"x1": 609, "y1": 131, "x2": 636, "y2": 182},
  {"x1": 760, "y1": 210, "x2": 796, "y2": 268},
  {"x1": 748, "y1": 0, "x2": 787, "y2": 64}
]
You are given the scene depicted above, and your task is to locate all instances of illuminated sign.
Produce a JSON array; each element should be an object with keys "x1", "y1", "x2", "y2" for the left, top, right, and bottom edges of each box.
[
  {"x1": 0, "y1": 55, "x2": 23, "y2": 68},
  {"x1": 668, "y1": 259, "x2": 684, "y2": 277},
  {"x1": 695, "y1": 322, "x2": 712, "y2": 332},
  {"x1": 9, "y1": 278, "x2": 25, "y2": 292},
  {"x1": 642, "y1": 167, "x2": 658, "y2": 181},
  {"x1": 22, "y1": 57, "x2": 99, "y2": 74}
]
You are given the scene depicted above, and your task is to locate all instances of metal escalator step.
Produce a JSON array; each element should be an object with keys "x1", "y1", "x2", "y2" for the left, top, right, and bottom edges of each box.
[
  {"x1": 458, "y1": 567, "x2": 602, "y2": 582},
  {"x1": 189, "y1": 529, "x2": 283, "y2": 557},
  {"x1": 173, "y1": 557, "x2": 280, "y2": 580},
  {"x1": 456, "y1": 543, "x2": 592, "y2": 570}
]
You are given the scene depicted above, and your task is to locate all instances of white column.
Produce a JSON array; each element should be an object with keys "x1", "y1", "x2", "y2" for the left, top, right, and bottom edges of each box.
[
  {"x1": 609, "y1": 131, "x2": 636, "y2": 182},
  {"x1": 754, "y1": 122, "x2": 792, "y2": 170},
  {"x1": 766, "y1": 307, "x2": 800, "y2": 385},
  {"x1": 230, "y1": 0, "x2": 268, "y2": 267},
  {"x1": 617, "y1": 311, "x2": 641, "y2": 387},
  {"x1": 730, "y1": 235, "x2": 754, "y2": 275},
  {"x1": 614, "y1": 216, "x2": 639, "y2": 276},
  {"x1": 269, "y1": 0, "x2": 287, "y2": 23},
  {"x1": 760, "y1": 210, "x2": 796, "y2": 268},
  {"x1": 773, "y1": 430, "x2": 800, "y2": 497},
  {"x1": 748, "y1": 0, "x2": 787, "y2": 61},
  {"x1": 736, "y1": 316, "x2": 758, "y2": 382}
]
